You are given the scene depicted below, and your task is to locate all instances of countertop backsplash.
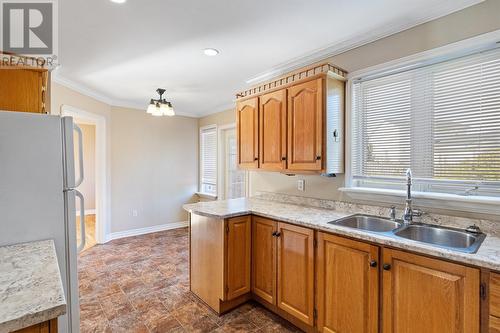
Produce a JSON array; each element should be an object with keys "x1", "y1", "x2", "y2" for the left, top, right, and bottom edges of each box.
[{"x1": 253, "y1": 191, "x2": 500, "y2": 237}]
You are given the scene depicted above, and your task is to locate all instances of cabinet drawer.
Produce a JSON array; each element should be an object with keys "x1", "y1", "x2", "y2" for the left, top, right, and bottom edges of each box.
[
  {"x1": 491, "y1": 315, "x2": 500, "y2": 332},
  {"x1": 490, "y1": 273, "x2": 500, "y2": 317}
]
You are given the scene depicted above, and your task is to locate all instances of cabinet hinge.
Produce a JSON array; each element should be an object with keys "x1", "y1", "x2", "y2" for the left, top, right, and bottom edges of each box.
[
  {"x1": 313, "y1": 308, "x2": 317, "y2": 319},
  {"x1": 480, "y1": 282, "x2": 487, "y2": 300},
  {"x1": 313, "y1": 239, "x2": 318, "y2": 248},
  {"x1": 226, "y1": 225, "x2": 229, "y2": 234},
  {"x1": 225, "y1": 285, "x2": 229, "y2": 294}
]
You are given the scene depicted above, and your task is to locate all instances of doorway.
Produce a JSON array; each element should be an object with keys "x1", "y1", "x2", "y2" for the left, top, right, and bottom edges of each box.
[
  {"x1": 61, "y1": 105, "x2": 108, "y2": 246},
  {"x1": 218, "y1": 124, "x2": 247, "y2": 200},
  {"x1": 74, "y1": 123, "x2": 97, "y2": 250}
]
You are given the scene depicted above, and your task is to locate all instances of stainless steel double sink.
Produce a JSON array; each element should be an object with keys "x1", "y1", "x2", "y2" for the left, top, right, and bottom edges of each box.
[{"x1": 328, "y1": 214, "x2": 485, "y2": 254}]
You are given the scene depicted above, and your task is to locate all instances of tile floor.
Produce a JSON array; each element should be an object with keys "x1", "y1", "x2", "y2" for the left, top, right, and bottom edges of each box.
[{"x1": 78, "y1": 227, "x2": 302, "y2": 332}]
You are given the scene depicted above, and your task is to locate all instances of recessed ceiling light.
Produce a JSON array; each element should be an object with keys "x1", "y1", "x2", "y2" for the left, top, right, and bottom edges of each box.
[
  {"x1": 110, "y1": 0, "x2": 126, "y2": 3},
  {"x1": 203, "y1": 48, "x2": 219, "y2": 56}
]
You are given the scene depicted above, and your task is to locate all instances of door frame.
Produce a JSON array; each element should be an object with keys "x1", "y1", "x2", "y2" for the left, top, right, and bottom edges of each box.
[
  {"x1": 60, "y1": 105, "x2": 108, "y2": 244},
  {"x1": 218, "y1": 123, "x2": 249, "y2": 200}
]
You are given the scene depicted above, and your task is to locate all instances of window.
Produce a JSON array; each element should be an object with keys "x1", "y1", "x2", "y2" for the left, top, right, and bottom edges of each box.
[
  {"x1": 221, "y1": 127, "x2": 246, "y2": 199},
  {"x1": 200, "y1": 125, "x2": 217, "y2": 195},
  {"x1": 351, "y1": 48, "x2": 500, "y2": 198}
]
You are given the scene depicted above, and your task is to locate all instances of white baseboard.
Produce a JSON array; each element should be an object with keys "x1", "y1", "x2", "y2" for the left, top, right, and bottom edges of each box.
[
  {"x1": 76, "y1": 209, "x2": 96, "y2": 216},
  {"x1": 105, "y1": 221, "x2": 188, "y2": 242}
]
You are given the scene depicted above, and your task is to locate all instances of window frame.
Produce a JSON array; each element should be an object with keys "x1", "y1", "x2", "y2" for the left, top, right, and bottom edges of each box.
[
  {"x1": 342, "y1": 31, "x2": 500, "y2": 215},
  {"x1": 217, "y1": 123, "x2": 249, "y2": 200},
  {"x1": 199, "y1": 124, "x2": 218, "y2": 198}
]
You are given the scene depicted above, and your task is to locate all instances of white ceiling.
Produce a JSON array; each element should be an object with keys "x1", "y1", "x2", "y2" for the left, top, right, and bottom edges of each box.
[{"x1": 56, "y1": 0, "x2": 481, "y2": 117}]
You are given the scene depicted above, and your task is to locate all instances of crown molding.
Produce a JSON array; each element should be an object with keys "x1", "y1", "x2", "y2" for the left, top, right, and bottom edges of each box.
[
  {"x1": 52, "y1": 73, "x2": 115, "y2": 106},
  {"x1": 52, "y1": 73, "x2": 196, "y2": 117},
  {"x1": 245, "y1": 0, "x2": 483, "y2": 85}
]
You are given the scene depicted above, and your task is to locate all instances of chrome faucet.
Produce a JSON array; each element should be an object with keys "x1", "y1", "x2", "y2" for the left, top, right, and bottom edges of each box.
[{"x1": 402, "y1": 169, "x2": 423, "y2": 224}]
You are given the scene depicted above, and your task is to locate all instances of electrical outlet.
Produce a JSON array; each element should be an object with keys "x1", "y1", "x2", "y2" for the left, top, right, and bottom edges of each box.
[
  {"x1": 297, "y1": 179, "x2": 305, "y2": 191},
  {"x1": 132, "y1": 209, "x2": 138, "y2": 217}
]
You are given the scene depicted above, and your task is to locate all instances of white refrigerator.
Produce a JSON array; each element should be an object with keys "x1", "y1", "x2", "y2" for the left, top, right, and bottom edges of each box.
[{"x1": 0, "y1": 111, "x2": 86, "y2": 332}]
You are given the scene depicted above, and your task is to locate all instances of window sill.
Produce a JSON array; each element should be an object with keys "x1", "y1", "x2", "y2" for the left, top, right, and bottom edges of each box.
[
  {"x1": 339, "y1": 187, "x2": 500, "y2": 216},
  {"x1": 196, "y1": 192, "x2": 218, "y2": 200}
]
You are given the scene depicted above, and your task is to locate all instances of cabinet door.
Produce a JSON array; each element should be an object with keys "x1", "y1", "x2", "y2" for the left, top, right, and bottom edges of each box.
[
  {"x1": 252, "y1": 216, "x2": 277, "y2": 304},
  {"x1": 382, "y1": 249, "x2": 480, "y2": 333},
  {"x1": 287, "y1": 78, "x2": 323, "y2": 171},
  {"x1": 225, "y1": 216, "x2": 251, "y2": 300},
  {"x1": 0, "y1": 68, "x2": 47, "y2": 113},
  {"x1": 259, "y1": 89, "x2": 287, "y2": 171},
  {"x1": 236, "y1": 97, "x2": 259, "y2": 169},
  {"x1": 317, "y1": 233, "x2": 379, "y2": 333},
  {"x1": 277, "y1": 222, "x2": 314, "y2": 325}
]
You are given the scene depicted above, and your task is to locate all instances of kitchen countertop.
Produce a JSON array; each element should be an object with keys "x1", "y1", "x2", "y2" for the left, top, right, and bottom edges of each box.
[
  {"x1": 0, "y1": 240, "x2": 67, "y2": 332},
  {"x1": 183, "y1": 197, "x2": 500, "y2": 272}
]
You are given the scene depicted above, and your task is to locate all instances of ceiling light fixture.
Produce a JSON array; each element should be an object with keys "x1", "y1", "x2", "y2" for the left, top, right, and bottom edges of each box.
[
  {"x1": 110, "y1": 0, "x2": 127, "y2": 3},
  {"x1": 203, "y1": 48, "x2": 219, "y2": 56},
  {"x1": 146, "y1": 88, "x2": 175, "y2": 117}
]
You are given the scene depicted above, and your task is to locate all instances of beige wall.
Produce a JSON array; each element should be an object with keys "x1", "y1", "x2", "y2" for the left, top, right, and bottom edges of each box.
[
  {"x1": 51, "y1": 82, "x2": 199, "y2": 235},
  {"x1": 74, "y1": 123, "x2": 96, "y2": 210},
  {"x1": 198, "y1": 0, "x2": 500, "y2": 218},
  {"x1": 198, "y1": 108, "x2": 235, "y2": 128},
  {"x1": 110, "y1": 106, "x2": 198, "y2": 233}
]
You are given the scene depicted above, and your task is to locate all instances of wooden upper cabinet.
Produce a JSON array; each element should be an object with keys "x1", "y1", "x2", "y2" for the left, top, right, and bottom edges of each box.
[
  {"x1": 382, "y1": 249, "x2": 480, "y2": 333},
  {"x1": 0, "y1": 68, "x2": 48, "y2": 113},
  {"x1": 251, "y1": 216, "x2": 277, "y2": 305},
  {"x1": 225, "y1": 216, "x2": 251, "y2": 301},
  {"x1": 259, "y1": 89, "x2": 287, "y2": 171},
  {"x1": 236, "y1": 97, "x2": 259, "y2": 169},
  {"x1": 277, "y1": 222, "x2": 314, "y2": 326},
  {"x1": 317, "y1": 233, "x2": 379, "y2": 333},
  {"x1": 287, "y1": 78, "x2": 323, "y2": 171}
]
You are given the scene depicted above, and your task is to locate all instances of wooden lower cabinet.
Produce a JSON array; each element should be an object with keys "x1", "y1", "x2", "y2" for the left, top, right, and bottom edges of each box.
[
  {"x1": 225, "y1": 216, "x2": 251, "y2": 300},
  {"x1": 190, "y1": 213, "x2": 483, "y2": 332},
  {"x1": 316, "y1": 233, "x2": 379, "y2": 333},
  {"x1": 277, "y1": 222, "x2": 315, "y2": 326},
  {"x1": 13, "y1": 319, "x2": 57, "y2": 333},
  {"x1": 252, "y1": 216, "x2": 277, "y2": 304},
  {"x1": 382, "y1": 248, "x2": 480, "y2": 333}
]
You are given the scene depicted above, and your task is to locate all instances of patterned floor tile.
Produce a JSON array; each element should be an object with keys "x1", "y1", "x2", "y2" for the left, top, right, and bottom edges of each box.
[{"x1": 78, "y1": 228, "x2": 302, "y2": 332}]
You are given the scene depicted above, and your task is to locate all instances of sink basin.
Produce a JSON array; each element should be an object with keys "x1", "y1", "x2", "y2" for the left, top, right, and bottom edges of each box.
[
  {"x1": 393, "y1": 224, "x2": 485, "y2": 253},
  {"x1": 330, "y1": 214, "x2": 401, "y2": 233}
]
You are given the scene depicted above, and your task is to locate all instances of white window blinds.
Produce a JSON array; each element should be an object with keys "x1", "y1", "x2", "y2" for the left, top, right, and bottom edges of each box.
[
  {"x1": 351, "y1": 48, "x2": 500, "y2": 197},
  {"x1": 200, "y1": 126, "x2": 217, "y2": 195}
]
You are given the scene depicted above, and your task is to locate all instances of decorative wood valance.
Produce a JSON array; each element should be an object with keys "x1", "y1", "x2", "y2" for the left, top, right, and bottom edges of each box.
[{"x1": 235, "y1": 62, "x2": 347, "y2": 100}]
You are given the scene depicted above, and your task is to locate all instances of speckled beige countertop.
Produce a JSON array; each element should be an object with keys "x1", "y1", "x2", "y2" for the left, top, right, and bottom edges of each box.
[
  {"x1": 0, "y1": 240, "x2": 66, "y2": 332},
  {"x1": 183, "y1": 196, "x2": 500, "y2": 272}
]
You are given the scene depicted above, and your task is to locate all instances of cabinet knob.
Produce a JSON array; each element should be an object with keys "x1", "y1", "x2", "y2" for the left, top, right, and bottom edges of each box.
[
  {"x1": 275, "y1": 232, "x2": 281, "y2": 237},
  {"x1": 272, "y1": 231, "x2": 277, "y2": 237},
  {"x1": 281, "y1": 157, "x2": 286, "y2": 161},
  {"x1": 369, "y1": 260, "x2": 377, "y2": 268},
  {"x1": 383, "y1": 264, "x2": 391, "y2": 271},
  {"x1": 316, "y1": 156, "x2": 321, "y2": 160},
  {"x1": 254, "y1": 157, "x2": 258, "y2": 161}
]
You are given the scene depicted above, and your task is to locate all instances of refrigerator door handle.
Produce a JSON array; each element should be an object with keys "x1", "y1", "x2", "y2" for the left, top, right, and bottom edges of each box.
[
  {"x1": 73, "y1": 123, "x2": 84, "y2": 188},
  {"x1": 75, "y1": 189, "x2": 86, "y2": 252}
]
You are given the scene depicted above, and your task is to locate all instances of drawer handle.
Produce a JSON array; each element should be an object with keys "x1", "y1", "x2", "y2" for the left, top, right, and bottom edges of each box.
[
  {"x1": 369, "y1": 260, "x2": 377, "y2": 268},
  {"x1": 383, "y1": 264, "x2": 391, "y2": 271}
]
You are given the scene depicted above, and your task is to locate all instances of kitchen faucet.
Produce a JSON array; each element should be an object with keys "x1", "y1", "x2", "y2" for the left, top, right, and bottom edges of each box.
[{"x1": 402, "y1": 168, "x2": 423, "y2": 224}]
